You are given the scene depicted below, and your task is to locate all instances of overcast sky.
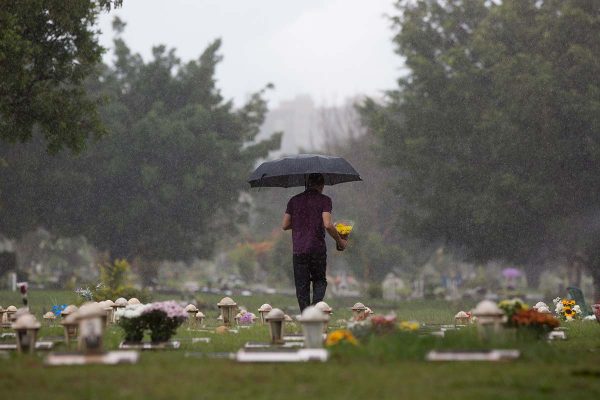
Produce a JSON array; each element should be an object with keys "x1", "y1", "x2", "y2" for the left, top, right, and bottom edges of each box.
[{"x1": 98, "y1": 0, "x2": 401, "y2": 107}]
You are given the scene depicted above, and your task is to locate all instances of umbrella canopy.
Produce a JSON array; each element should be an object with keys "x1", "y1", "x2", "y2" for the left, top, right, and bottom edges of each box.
[{"x1": 248, "y1": 154, "x2": 361, "y2": 188}]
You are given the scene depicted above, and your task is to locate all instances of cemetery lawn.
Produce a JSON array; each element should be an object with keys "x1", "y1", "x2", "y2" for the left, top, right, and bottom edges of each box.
[{"x1": 1, "y1": 290, "x2": 600, "y2": 399}]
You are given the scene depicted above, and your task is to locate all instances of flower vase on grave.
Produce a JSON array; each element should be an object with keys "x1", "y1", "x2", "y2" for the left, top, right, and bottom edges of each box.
[
  {"x1": 77, "y1": 303, "x2": 106, "y2": 354},
  {"x1": 12, "y1": 313, "x2": 41, "y2": 354},
  {"x1": 351, "y1": 303, "x2": 367, "y2": 321},
  {"x1": 265, "y1": 308, "x2": 285, "y2": 345},
  {"x1": 298, "y1": 306, "x2": 329, "y2": 349},
  {"x1": 61, "y1": 313, "x2": 79, "y2": 347},
  {"x1": 5, "y1": 305, "x2": 17, "y2": 323},
  {"x1": 217, "y1": 297, "x2": 237, "y2": 327},
  {"x1": 472, "y1": 300, "x2": 505, "y2": 341},
  {"x1": 258, "y1": 304, "x2": 272, "y2": 324},
  {"x1": 185, "y1": 304, "x2": 199, "y2": 328}
]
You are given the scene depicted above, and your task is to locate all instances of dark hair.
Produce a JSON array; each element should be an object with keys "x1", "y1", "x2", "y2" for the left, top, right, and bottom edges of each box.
[{"x1": 308, "y1": 173, "x2": 325, "y2": 187}]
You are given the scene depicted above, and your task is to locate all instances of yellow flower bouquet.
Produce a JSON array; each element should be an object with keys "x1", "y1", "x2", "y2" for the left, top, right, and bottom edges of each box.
[
  {"x1": 335, "y1": 220, "x2": 354, "y2": 251},
  {"x1": 335, "y1": 220, "x2": 354, "y2": 240}
]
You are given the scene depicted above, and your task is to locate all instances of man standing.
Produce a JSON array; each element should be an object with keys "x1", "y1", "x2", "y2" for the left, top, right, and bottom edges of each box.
[{"x1": 281, "y1": 173, "x2": 347, "y2": 312}]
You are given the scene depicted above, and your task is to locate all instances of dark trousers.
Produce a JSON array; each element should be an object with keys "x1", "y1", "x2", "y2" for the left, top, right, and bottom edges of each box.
[{"x1": 293, "y1": 252, "x2": 327, "y2": 312}]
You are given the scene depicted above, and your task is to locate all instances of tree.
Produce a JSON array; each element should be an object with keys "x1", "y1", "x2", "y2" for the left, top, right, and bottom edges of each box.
[
  {"x1": 360, "y1": 0, "x2": 600, "y2": 294},
  {"x1": 0, "y1": 25, "x2": 281, "y2": 281},
  {"x1": 0, "y1": 0, "x2": 122, "y2": 153}
]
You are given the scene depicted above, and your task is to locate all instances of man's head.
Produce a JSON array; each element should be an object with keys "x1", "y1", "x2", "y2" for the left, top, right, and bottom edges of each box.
[{"x1": 307, "y1": 173, "x2": 325, "y2": 192}]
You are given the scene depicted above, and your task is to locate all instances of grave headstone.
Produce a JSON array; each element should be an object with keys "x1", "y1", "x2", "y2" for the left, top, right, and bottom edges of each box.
[{"x1": 567, "y1": 286, "x2": 591, "y2": 315}]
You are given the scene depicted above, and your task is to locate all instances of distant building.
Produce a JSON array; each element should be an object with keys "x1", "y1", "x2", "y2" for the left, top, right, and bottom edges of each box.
[{"x1": 258, "y1": 95, "x2": 320, "y2": 156}]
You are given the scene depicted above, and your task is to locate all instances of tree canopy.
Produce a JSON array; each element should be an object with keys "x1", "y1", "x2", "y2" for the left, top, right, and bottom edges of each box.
[
  {"x1": 360, "y1": 0, "x2": 600, "y2": 290},
  {"x1": 0, "y1": 0, "x2": 122, "y2": 153},
  {"x1": 0, "y1": 24, "x2": 281, "y2": 275}
]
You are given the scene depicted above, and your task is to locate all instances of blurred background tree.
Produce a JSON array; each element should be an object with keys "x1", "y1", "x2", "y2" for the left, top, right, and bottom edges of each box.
[
  {"x1": 0, "y1": 0, "x2": 122, "y2": 154},
  {"x1": 0, "y1": 21, "x2": 281, "y2": 286},
  {"x1": 360, "y1": 0, "x2": 600, "y2": 295}
]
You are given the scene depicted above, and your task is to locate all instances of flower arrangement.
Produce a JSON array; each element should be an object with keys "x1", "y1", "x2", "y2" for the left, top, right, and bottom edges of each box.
[
  {"x1": 553, "y1": 297, "x2": 582, "y2": 321},
  {"x1": 335, "y1": 222, "x2": 353, "y2": 239},
  {"x1": 325, "y1": 329, "x2": 358, "y2": 347},
  {"x1": 116, "y1": 304, "x2": 147, "y2": 343},
  {"x1": 498, "y1": 298, "x2": 528, "y2": 327},
  {"x1": 238, "y1": 312, "x2": 256, "y2": 325},
  {"x1": 17, "y1": 282, "x2": 28, "y2": 307},
  {"x1": 346, "y1": 319, "x2": 372, "y2": 340},
  {"x1": 75, "y1": 287, "x2": 94, "y2": 302},
  {"x1": 142, "y1": 301, "x2": 187, "y2": 343},
  {"x1": 370, "y1": 314, "x2": 397, "y2": 335},
  {"x1": 51, "y1": 304, "x2": 67, "y2": 317},
  {"x1": 335, "y1": 221, "x2": 354, "y2": 251},
  {"x1": 399, "y1": 321, "x2": 420, "y2": 331},
  {"x1": 116, "y1": 301, "x2": 187, "y2": 343},
  {"x1": 75, "y1": 283, "x2": 104, "y2": 302},
  {"x1": 512, "y1": 309, "x2": 560, "y2": 338},
  {"x1": 532, "y1": 302, "x2": 551, "y2": 314}
]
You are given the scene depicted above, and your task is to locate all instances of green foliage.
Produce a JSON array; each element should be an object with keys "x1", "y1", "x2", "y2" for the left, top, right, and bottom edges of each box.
[
  {"x1": 118, "y1": 314, "x2": 145, "y2": 343},
  {"x1": 0, "y1": 22, "x2": 281, "y2": 265},
  {"x1": 228, "y1": 243, "x2": 258, "y2": 284},
  {"x1": 360, "y1": 0, "x2": 600, "y2": 288},
  {"x1": 94, "y1": 259, "x2": 148, "y2": 302},
  {"x1": 0, "y1": 0, "x2": 122, "y2": 153},
  {"x1": 366, "y1": 283, "x2": 383, "y2": 299},
  {"x1": 142, "y1": 309, "x2": 186, "y2": 343},
  {"x1": 266, "y1": 234, "x2": 294, "y2": 285}
]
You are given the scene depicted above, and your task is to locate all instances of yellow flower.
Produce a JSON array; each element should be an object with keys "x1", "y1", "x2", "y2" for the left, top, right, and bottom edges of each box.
[
  {"x1": 399, "y1": 321, "x2": 420, "y2": 331},
  {"x1": 335, "y1": 223, "x2": 353, "y2": 236},
  {"x1": 562, "y1": 299, "x2": 576, "y2": 307},
  {"x1": 326, "y1": 329, "x2": 358, "y2": 346},
  {"x1": 563, "y1": 307, "x2": 574, "y2": 317}
]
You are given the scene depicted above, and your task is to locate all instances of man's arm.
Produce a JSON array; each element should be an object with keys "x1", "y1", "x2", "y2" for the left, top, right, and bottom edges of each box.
[
  {"x1": 323, "y1": 212, "x2": 347, "y2": 250},
  {"x1": 281, "y1": 213, "x2": 292, "y2": 231}
]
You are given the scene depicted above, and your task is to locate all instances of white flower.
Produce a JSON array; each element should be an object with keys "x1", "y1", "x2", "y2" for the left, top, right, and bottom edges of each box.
[
  {"x1": 573, "y1": 305, "x2": 581, "y2": 314},
  {"x1": 555, "y1": 302, "x2": 563, "y2": 314},
  {"x1": 584, "y1": 315, "x2": 597, "y2": 321},
  {"x1": 533, "y1": 302, "x2": 548, "y2": 310},
  {"x1": 552, "y1": 297, "x2": 561, "y2": 305},
  {"x1": 117, "y1": 304, "x2": 147, "y2": 320}
]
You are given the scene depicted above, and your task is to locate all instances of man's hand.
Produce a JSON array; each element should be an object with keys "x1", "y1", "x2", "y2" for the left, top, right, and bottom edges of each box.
[
  {"x1": 323, "y1": 211, "x2": 348, "y2": 250},
  {"x1": 336, "y1": 238, "x2": 348, "y2": 251}
]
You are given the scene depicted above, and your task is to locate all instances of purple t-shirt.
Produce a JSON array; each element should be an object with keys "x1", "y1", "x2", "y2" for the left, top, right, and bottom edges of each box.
[{"x1": 285, "y1": 189, "x2": 333, "y2": 255}]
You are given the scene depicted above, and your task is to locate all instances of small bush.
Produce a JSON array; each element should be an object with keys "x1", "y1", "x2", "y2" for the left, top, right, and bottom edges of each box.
[{"x1": 94, "y1": 259, "x2": 150, "y2": 302}]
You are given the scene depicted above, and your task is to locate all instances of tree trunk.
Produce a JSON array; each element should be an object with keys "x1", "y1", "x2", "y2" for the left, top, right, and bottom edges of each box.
[
  {"x1": 590, "y1": 263, "x2": 600, "y2": 303},
  {"x1": 585, "y1": 249, "x2": 600, "y2": 302}
]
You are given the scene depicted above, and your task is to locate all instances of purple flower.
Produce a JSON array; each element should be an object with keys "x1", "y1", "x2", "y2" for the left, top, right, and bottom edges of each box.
[
  {"x1": 142, "y1": 301, "x2": 187, "y2": 319},
  {"x1": 239, "y1": 312, "x2": 255, "y2": 324}
]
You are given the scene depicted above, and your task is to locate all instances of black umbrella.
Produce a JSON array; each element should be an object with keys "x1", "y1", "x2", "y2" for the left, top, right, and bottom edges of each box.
[{"x1": 248, "y1": 154, "x2": 362, "y2": 188}]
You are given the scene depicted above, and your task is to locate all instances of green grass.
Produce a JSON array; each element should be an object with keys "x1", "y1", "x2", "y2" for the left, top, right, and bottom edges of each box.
[{"x1": 1, "y1": 290, "x2": 600, "y2": 399}]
